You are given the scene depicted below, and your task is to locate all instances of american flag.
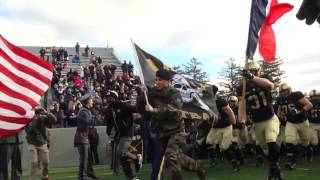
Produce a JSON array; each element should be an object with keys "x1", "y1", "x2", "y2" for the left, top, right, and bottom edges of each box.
[{"x1": 0, "y1": 34, "x2": 53, "y2": 136}]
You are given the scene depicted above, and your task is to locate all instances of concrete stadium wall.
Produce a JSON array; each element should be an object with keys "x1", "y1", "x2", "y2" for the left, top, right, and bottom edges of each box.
[{"x1": 21, "y1": 126, "x2": 110, "y2": 169}]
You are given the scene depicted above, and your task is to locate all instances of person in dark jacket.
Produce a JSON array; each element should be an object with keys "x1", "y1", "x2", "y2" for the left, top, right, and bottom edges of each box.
[
  {"x1": 50, "y1": 102, "x2": 66, "y2": 128},
  {"x1": 89, "y1": 100, "x2": 103, "y2": 165},
  {"x1": 121, "y1": 60, "x2": 128, "y2": 74},
  {"x1": 105, "y1": 90, "x2": 141, "y2": 180},
  {"x1": 74, "y1": 93, "x2": 98, "y2": 180},
  {"x1": 139, "y1": 69, "x2": 206, "y2": 180},
  {"x1": 0, "y1": 132, "x2": 23, "y2": 180},
  {"x1": 39, "y1": 47, "x2": 46, "y2": 59},
  {"x1": 25, "y1": 106, "x2": 57, "y2": 180}
]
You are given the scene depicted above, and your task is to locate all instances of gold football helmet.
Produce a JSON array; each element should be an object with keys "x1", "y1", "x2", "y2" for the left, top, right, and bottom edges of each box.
[
  {"x1": 247, "y1": 61, "x2": 261, "y2": 76},
  {"x1": 279, "y1": 83, "x2": 292, "y2": 94},
  {"x1": 228, "y1": 96, "x2": 238, "y2": 103}
]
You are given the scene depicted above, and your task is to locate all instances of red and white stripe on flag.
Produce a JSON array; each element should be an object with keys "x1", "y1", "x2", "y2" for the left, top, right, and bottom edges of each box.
[{"x1": 0, "y1": 34, "x2": 54, "y2": 136}]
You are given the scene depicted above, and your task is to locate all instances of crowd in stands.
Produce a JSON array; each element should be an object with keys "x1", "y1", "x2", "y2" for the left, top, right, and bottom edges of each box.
[{"x1": 42, "y1": 45, "x2": 139, "y2": 128}]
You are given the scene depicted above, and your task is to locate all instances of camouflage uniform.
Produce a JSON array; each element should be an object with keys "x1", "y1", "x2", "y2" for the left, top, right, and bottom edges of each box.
[{"x1": 145, "y1": 86, "x2": 204, "y2": 180}]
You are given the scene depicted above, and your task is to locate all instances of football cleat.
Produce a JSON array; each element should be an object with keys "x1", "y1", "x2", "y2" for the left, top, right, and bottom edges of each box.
[
  {"x1": 285, "y1": 162, "x2": 296, "y2": 170},
  {"x1": 196, "y1": 160, "x2": 207, "y2": 180},
  {"x1": 231, "y1": 160, "x2": 240, "y2": 172},
  {"x1": 268, "y1": 163, "x2": 283, "y2": 180},
  {"x1": 256, "y1": 156, "x2": 264, "y2": 167}
]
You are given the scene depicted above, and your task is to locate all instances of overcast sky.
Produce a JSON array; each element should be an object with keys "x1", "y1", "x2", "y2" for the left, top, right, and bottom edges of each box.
[{"x1": 1, "y1": 0, "x2": 319, "y2": 93}]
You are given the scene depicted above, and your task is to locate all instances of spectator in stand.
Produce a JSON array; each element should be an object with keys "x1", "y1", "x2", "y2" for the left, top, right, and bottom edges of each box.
[
  {"x1": 121, "y1": 60, "x2": 128, "y2": 74},
  {"x1": 94, "y1": 83, "x2": 102, "y2": 97},
  {"x1": 58, "y1": 47, "x2": 64, "y2": 62},
  {"x1": 80, "y1": 66, "x2": 84, "y2": 78},
  {"x1": 90, "y1": 55, "x2": 97, "y2": 65},
  {"x1": 58, "y1": 95, "x2": 67, "y2": 115},
  {"x1": 103, "y1": 64, "x2": 109, "y2": 75},
  {"x1": 64, "y1": 48, "x2": 69, "y2": 62},
  {"x1": 67, "y1": 69, "x2": 74, "y2": 82},
  {"x1": 51, "y1": 70, "x2": 60, "y2": 87},
  {"x1": 113, "y1": 81, "x2": 121, "y2": 93},
  {"x1": 104, "y1": 66, "x2": 113, "y2": 81},
  {"x1": 99, "y1": 81, "x2": 108, "y2": 97},
  {"x1": 64, "y1": 87, "x2": 74, "y2": 105},
  {"x1": 72, "y1": 55, "x2": 80, "y2": 64},
  {"x1": 66, "y1": 95, "x2": 80, "y2": 127},
  {"x1": 110, "y1": 64, "x2": 117, "y2": 77},
  {"x1": 39, "y1": 47, "x2": 46, "y2": 59},
  {"x1": 122, "y1": 74, "x2": 131, "y2": 86},
  {"x1": 51, "y1": 46, "x2": 58, "y2": 65},
  {"x1": 88, "y1": 64, "x2": 96, "y2": 81},
  {"x1": 96, "y1": 68, "x2": 105, "y2": 84},
  {"x1": 74, "y1": 85, "x2": 85, "y2": 99},
  {"x1": 91, "y1": 97, "x2": 103, "y2": 125},
  {"x1": 74, "y1": 72, "x2": 84, "y2": 88},
  {"x1": 50, "y1": 102, "x2": 66, "y2": 128},
  {"x1": 116, "y1": 75, "x2": 123, "y2": 84},
  {"x1": 83, "y1": 67, "x2": 90, "y2": 82},
  {"x1": 75, "y1": 42, "x2": 80, "y2": 57},
  {"x1": 85, "y1": 45, "x2": 90, "y2": 57},
  {"x1": 55, "y1": 63, "x2": 63, "y2": 75},
  {"x1": 97, "y1": 56, "x2": 102, "y2": 64},
  {"x1": 128, "y1": 61, "x2": 134, "y2": 76},
  {"x1": 54, "y1": 83, "x2": 65, "y2": 100}
]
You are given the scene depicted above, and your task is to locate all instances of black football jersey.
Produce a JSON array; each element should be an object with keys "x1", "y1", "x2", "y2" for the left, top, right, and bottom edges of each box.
[
  {"x1": 231, "y1": 106, "x2": 243, "y2": 129},
  {"x1": 308, "y1": 99, "x2": 320, "y2": 123},
  {"x1": 274, "y1": 97, "x2": 287, "y2": 126},
  {"x1": 237, "y1": 75, "x2": 274, "y2": 122},
  {"x1": 213, "y1": 98, "x2": 232, "y2": 128},
  {"x1": 231, "y1": 106, "x2": 239, "y2": 116},
  {"x1": 277, "y1": 91, "x2": 306, "y2": 123}
]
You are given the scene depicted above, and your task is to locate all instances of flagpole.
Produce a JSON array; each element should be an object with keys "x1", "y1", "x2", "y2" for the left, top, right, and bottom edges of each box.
[
  {"x1": 130, "y1": 39, "x2": 150, "y2": 106},
  {"x1": 240, "y1": 57, "x2": 248, "y2": 123},
  {"x1": 157, "y1": 156, "x2": 165, "y2": 180},
  {"x1": 240, "y1": 0, "x2": 259, "y2": 124}
]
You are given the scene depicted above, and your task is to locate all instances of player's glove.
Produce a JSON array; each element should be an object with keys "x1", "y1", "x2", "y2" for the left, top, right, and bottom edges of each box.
[
  {"x1": 242, "y1": 70, "x2": 254, "y2": 80},
  {"x1": 296, "y1": 0, "x2": 320, "y2": 25}
]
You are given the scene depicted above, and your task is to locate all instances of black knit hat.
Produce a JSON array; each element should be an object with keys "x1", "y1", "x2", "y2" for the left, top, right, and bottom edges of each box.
[{"x1": 156, "y1": 69, "x2": 172, "y2": 80}]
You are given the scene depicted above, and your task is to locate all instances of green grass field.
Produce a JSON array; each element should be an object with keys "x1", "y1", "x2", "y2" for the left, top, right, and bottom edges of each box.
[{"x1": 22, "y1": 158, "x2": 320, "y2": 180}]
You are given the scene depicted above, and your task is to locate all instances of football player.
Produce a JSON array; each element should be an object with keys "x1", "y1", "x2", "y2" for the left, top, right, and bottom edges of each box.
[
  {"x1": 277, "y1": 83, "x2": 313, "y2": 170},
  {"x1": 307, "y1": 89, "x2": 320, "y2": 158},
  {"x1": 206, "y1": 97, "x2": 239, "y2": 171},
  {"x1": 274, "y1": 97, "x2": 287, "y2": 157},
  {"x1": 229, "y1": 96, "x2": 247, "y2": 165},
  {"x1": 237, "y1": 61, "x2": 282, "y2": 180}
]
